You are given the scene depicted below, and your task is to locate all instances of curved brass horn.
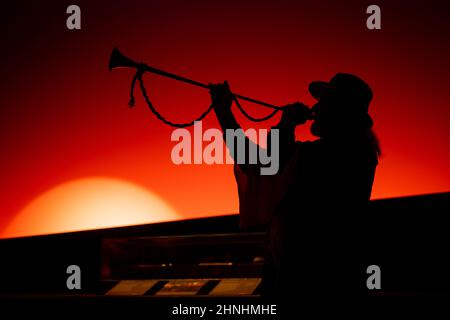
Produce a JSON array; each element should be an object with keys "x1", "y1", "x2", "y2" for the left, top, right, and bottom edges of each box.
[{"x1": 108, "y1": 47, "x2": 286, "y2": 111}]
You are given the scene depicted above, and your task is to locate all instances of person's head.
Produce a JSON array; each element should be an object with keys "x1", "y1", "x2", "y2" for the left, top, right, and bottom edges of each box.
[{"x1": 309, "y1": 73, "x2": 373, "y2": 138}]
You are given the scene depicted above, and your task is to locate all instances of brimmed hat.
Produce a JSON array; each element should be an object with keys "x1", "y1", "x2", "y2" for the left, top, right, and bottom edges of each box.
[{"x1": 309, "y1": 73, "x2": 373, "y2": 128}]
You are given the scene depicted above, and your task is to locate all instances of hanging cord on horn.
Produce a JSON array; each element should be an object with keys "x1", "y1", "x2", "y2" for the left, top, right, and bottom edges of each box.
[
  {"x1": 128, "y1": 67, "x2": 280, "y2": 128},
  {"x1": 129, "y1": 67, "x2": 214, "y2": 128},
  {"x1": 233, "y1": 96, "x2": 279, "y2": 122}
]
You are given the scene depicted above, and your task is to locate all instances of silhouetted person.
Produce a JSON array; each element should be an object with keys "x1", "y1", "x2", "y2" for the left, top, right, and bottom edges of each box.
[{"x1": 210, "y1": 73, "x2": 380, "y2": 313}]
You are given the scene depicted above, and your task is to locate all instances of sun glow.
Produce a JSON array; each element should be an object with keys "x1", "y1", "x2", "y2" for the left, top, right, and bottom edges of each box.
[{"x1": 1, "y1": 177, "x2": 180, "y2": 238}]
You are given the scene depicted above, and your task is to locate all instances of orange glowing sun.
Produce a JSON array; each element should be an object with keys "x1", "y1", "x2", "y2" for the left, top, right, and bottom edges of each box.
[{"x1": 1, "y1": 177, "x2": 180, "y2": 239}]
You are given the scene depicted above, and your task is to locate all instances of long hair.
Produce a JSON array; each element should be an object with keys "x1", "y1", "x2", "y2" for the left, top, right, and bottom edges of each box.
[{"x1": 367, "y1": 129, "x2": 382, "y2": 158}]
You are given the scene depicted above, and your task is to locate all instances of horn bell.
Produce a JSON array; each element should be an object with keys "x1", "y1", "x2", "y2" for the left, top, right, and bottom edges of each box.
[{"x1": 108, "y1": 47, "x2": 140, "y2": 71}]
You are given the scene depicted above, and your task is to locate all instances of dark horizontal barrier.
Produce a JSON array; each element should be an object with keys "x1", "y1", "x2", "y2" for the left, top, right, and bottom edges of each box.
[{"x1": 0, "y1": 192, "x2": 448, "y2": 314}]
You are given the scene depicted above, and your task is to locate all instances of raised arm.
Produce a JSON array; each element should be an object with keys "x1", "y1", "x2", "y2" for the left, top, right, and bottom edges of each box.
[
  {"x1": 209, "y1": 82, "x2": 261, "y2": 168},
  {"x1": 270, "y1": 102, "x2": 311, "y2": 168},
  {"x1": 209, "y1": 82, "x2": 311, "y2": 172},
  {"x1": 210, "y1": 81, "x2": 242, "y2": 132}
]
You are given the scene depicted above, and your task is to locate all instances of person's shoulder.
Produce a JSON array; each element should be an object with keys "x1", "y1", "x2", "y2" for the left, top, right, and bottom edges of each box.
[{"x1": 292, "y1": 139, "x2": 324, "y2": 160}]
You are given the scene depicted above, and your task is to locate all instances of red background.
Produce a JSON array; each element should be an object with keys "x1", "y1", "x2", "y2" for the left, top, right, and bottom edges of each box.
[{"x1": 1, "y1": 0, "x2": 449, "y2": 236}]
